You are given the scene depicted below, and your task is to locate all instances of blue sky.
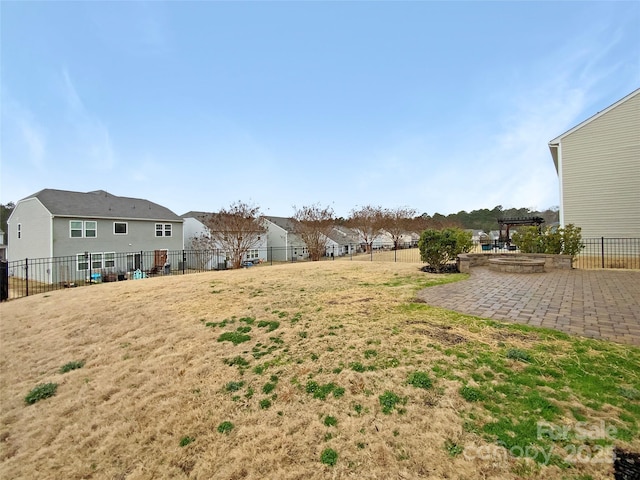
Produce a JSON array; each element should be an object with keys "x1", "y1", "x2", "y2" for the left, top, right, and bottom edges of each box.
[{"x1": 1, "y1": 1, "x2": 638, "y2": 218}]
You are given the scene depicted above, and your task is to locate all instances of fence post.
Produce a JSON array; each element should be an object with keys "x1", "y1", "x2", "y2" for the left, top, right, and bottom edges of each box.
[
  {"x1": 25, "y1": 258, "x2": 29, "y2": 297},
  {"x1": 601, "y1": 237, "x2": 605, "y2": 269},
  {"x1": 394, "y1": 248, "x2": 397, "y2": 263},
  {"x1": 0, "y1": 260, "x2": 8, "y2": 302},
  {"x1": 182, "y1": 250, "x2": 186, "y2": 275}
]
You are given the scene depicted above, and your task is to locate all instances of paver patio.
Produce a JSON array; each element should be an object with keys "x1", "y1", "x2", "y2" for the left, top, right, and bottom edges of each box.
[{"x1": 416, "y1": 267, "x2": 640, "y2": 346}]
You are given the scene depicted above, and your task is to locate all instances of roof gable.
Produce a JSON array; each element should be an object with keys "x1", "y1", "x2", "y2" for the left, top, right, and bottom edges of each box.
[
  {"x1": 549, "y1": 89, "x2": 640, "y2": 145},
  {"x1": 263, "y1": 216, "x2": 299, "y2": 233},
  {"x1": 24, "y1": 189, "x2": 182, "y2": 221}
]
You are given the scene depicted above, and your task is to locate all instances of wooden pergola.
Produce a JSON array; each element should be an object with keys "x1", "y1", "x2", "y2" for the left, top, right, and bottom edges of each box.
[{"x1": 497, "y1": 216, "x2": 545, "y2": 243}]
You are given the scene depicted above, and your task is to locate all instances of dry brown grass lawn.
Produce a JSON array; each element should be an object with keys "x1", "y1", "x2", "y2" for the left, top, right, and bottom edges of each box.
[{"x1": 0, "y1": 261, "x2": 636, "y2": 479}]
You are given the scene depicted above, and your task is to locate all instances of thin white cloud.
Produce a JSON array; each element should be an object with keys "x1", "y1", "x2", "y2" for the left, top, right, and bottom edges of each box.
[
  {"x1": 60, "y1": 69, "x2": 116, "y2": 171},
  {"x1": 0, "y1": 89, "x2": 48, "y2": 172},
  {"x1": 18, "y1": 118, "x2": 46, "y2": 169}
]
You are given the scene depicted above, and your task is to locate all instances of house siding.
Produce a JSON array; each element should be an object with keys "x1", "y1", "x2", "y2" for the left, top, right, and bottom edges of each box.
[
  {"x1": 7, "y1": 198, "x2": 52, "y2": 261},
  {"x1": 560, "y1": 92, "x2": 640, "y2": 238},
  {"x1": 51, "y1": 217, "x2": 184, "y2": 258}
]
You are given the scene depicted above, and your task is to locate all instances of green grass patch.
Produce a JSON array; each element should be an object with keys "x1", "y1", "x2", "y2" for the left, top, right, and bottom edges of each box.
[
  {"x1": 407, "y1": 371, "x2": 433, "y2": 390},
  {"x1": 60, "y1": 360, "x2": 85, "y2": 373},
  {"x1": 258, "y1": 320, "x2": 280, "y2": 332},
  {"x1": 25, "y1": 383, "x2": 58, "y2": 405},
  {"x1": 323, "y1": 415, "x2": 338, "y2": 427},
  {"x1": 320, "y1": 448, "x2": 338, "y2": 466},
  {"x1": 179, "y1": 436, "x2": 195, "y2": 447},
  {"x1": 262, "y1": 382, "x2": 277, "y2": 394},
  {"x1": 506, "y1": 348, "x2": 533, "y2": 363},
  {"x1": 225, "y1": 381, "x2": 245, "y2": 392},
  {"x1": 217, "y1": 421, "x2": 234, "y2": 434},
  {"x1": 305, "y1": 381, "x2": 343, "y2": 400},
  {"x1": 218, "y1": 331, "x2": 251, "y2": 345},
  {"x1": 224, "y1": 356, "x2": 250, "y2": 367},
  {"x1": 459, "y1": 385, "x2": 484, "y2": 402},
  {"x1": 379, "y1": 390, "x2": 406, "y2": 414}
]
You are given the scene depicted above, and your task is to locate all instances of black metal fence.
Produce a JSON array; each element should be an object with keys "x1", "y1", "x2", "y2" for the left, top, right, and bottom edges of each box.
[
  {"x1": 2, "y1": 238, "x2": 638, "y2": 300},
  {"x1": 574, "y1": 237, "x2": 640, "y2": 270}
]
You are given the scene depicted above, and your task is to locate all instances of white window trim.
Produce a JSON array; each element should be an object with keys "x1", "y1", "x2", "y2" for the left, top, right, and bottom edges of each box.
[
  {"x1": 91, "y1": 252, "x2": 103, "y2": 269},
  {"x1": 155, "y1": 223, "x2": 172, "y2": 237},
  {"x1": 77, "y1": 253, "x2": 89, "y2": 271},
  {"x1": 85, "y1": 221, "x2": 97, "y2": 238},
  {"x1": 114, "y1": 222, "x2": 128, "y2": 235},
  {"x1": 70, "y1": 221, "x2": 83, "y2": 238},
  {"x1": 104, "y1": 252, "x2": 116, "y2": 268},
  {"x1": 70, "y1": 220, "x2": 98, "y2": 238}
]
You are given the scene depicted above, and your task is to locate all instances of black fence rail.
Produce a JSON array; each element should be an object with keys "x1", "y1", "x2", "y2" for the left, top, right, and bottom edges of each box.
[
  {"x1": 575, "y1": 237, "x2": 640, "y2": 270},
  {"x1": 1, "y1": 238, "x2": 638, "y2": 300}
]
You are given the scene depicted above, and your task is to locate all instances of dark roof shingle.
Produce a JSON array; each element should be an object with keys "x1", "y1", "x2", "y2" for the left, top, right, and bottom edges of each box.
[{"x1": 26, "y1": 189, "x2": 182, "y2": 221}]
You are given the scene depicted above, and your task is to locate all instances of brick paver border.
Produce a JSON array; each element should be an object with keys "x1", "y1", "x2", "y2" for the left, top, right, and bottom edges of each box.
[{"x1": 415, "y1": 268, "x2": 640, "y2": 346}]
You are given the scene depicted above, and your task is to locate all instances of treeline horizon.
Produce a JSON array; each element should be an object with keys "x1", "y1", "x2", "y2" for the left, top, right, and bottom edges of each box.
[{"x1": 333, "y1": 205, "x2": 559, "y2": 235}]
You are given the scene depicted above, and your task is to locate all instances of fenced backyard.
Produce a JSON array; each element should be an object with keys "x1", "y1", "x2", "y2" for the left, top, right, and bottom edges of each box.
[{"x1": 1, "y1": 237, "x2": 638, "y2": 300}]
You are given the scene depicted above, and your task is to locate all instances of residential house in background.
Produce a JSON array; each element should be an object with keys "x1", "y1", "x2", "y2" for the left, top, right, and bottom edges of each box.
[
  {"x1": 7, "y1": 189, "x2": 183, "y2": 283},
  {"x1": 263, "y1": 216, "x2": 308, "y2": 262},
  {"x1": 548, "y1": 88, "x2": 640, "y2": 238},
  {"x1": 182, "y1": 211, "x2": 267, "y2": 269},
  {"x1": 325, "y1": 226, "x2": 359, "y2": 257},
  {"x1": 0, "y1": 229, "x2": 6, "y2": 261}
]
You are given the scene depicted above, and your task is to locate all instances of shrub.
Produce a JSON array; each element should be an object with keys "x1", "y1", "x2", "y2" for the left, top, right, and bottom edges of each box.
[
  {"x1": 512, "y1": 224, "x2": 584, "y2": 259},
  {"x1": 418, "y1": 228, "x2": 472, "y2": 272},
  {"x1": 25, "y1": 383, "x2": 58, "y2": 405}
]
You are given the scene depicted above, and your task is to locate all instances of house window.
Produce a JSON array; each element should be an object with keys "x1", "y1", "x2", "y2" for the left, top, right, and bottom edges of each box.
[
  {"x1": 104, "y1": 252, "x2": 115, "y2": 268},
  {"x1": 70, "y1": 220, "x2": 97, "y2": 238},
  {"x1": 77, "y1": 254, "x2": 88, "y2": 271},
  {"x1": 70, "y1": 221, "x2": 83, "y2": 238},
  {"x1": 85, "y1": 221, "x2": 97, "y2": 238},
  {"x1": 155, "y1": 223, "x2": 172, "y2": 237},
  {"x1": 17, "y1": 223, "x2": 21, "y2": 239},
  {"x1": 91, "y1": 253, "x2": 103, "y2": 269},
  {"x1": 114, "y1": 222, "x2": 127, "y2": 235},
  {"x1": 246, "y1": 249, "x2": 259, "y2": 260}
]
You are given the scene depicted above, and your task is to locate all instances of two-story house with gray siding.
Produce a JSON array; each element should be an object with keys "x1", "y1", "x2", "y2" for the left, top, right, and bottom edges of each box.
[
  {"x1": 548, "y1": 89, "x2": 640, "y2": 238},
  {"x1": 7, "y1": 189, "x2": 183, "y2": 283}
]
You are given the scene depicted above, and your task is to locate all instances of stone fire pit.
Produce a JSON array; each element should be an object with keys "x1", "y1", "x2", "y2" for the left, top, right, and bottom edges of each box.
[
  {"x1": 488, "y1": 257, "x2": 545, "y2": 273},
  {"x1": 457, "y1": 253, "x2": 573, "y2": 273}
]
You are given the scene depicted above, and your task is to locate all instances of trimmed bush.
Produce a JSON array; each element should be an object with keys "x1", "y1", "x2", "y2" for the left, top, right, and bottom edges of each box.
[{"x1": 418, "y1": 228, "x2": 472, "y2": 272}]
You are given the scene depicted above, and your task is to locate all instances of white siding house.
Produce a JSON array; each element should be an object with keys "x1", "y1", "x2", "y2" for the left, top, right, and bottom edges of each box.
[
  {"x1": 7, "y1": 189, "x2": 183, "y2": 283},
  {"x1": 263, "y1": 216, "x2": 308, "y2": 262},
  {"x1": 182, "y1": 211, "x2": 267, "y2": 269},
  {"x1": 548, "y1": 89, "x2": 640, "y2": 238}
]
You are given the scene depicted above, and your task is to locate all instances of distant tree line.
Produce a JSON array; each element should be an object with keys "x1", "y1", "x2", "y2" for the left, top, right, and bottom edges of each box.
[{"x1": 422, "y1": 205, "x2": 559, "y2": 234}]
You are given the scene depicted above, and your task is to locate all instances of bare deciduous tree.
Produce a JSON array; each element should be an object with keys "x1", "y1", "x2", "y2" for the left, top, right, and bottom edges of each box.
[
  {"x1": 381, "y1": 207, "x2": 417, "y2": 250},
  {"x1": 347, "y1": 205, "x2": 385, "y2": 253},
  {"x1": 202, "y1": 201, "x2": 266, "y2": 269},
  {"x1": 293, "y1": 204, "x2": 335, "y2": 261}
]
